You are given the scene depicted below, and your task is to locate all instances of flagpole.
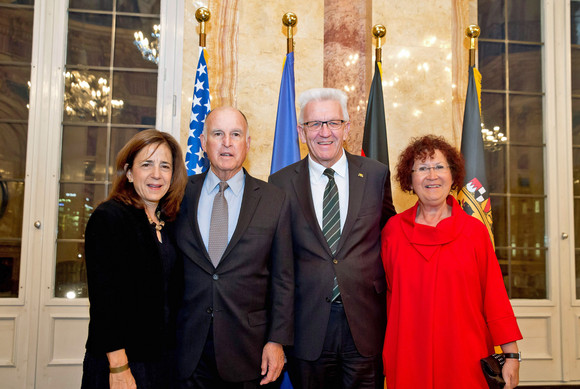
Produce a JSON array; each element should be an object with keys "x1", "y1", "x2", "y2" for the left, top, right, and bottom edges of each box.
[
  {"x1": 372, "y1": 24, "x2": 386, "y2": 63},
  {"x1": 283, "y1": 12, "x2": 297, "y2": 54},
  {"x1": 465, "y1": 24, "x2": 480, "y2": 67},
  {"x1": 196, "y1": 7, "x2": 211, "y2": 47}
]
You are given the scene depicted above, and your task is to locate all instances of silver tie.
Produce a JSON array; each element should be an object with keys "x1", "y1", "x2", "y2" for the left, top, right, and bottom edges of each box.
[{"x1": 208, "y1": 181, "x2": 228, "y2": 267}]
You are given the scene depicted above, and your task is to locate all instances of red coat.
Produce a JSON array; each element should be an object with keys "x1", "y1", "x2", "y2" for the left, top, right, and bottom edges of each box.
[{"x1": 381, "y1": 195, "x2": 522, "y2": 389}]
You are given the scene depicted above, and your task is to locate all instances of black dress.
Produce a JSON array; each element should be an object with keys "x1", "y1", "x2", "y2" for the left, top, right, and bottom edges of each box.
[{"x1": 81, "y1": 200, "x2": 181, "y2": 389}]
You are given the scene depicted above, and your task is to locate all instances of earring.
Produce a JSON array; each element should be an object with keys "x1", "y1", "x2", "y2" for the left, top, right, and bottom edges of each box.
[{"x1": 128, "y1": 178, "x2": 133, "y2": 183}]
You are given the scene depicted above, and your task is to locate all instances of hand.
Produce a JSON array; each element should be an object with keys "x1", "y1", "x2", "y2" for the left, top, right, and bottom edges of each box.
[
  {"x1": 109, "y1": 368, "x2": 137, "y2": 389},
  {"x1": 260, "y1": 342, "x2": 284, "y2": 385},
  {"x1": 502, "y1": 358, "x2": 519, "y2": 389}
]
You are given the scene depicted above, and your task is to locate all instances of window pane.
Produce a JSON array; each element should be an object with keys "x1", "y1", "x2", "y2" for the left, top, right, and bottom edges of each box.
[
  {"x1": 510, "y1": 197, "x2": 546, "y2": 249},
  {"x1": 0, "y1": 123, "x2": 27, "y2": 180},
  {"x1": 576, "y1": 251, "x2": 580, "y2": 299},
  {"x1": 478, "y1": 0, "x2": 505, "y2": 40},
  {"x1": 573, "y1": 98, "x2": 580, "y2": 145},
  {"x1": 572, "y1": 47, "x2": 580, "y2": 95},
  {"x1": 55, "y1": 241, "x2": 87, "y2": 299},
  {"x1": 58, "y1": 183, "x2": 107, "y2": 240},
  {"x1": 490, "y1": 195, "x2": 507, "y2": 247},
  {"x1": 479, "y1": 42, "x2": 505, "y2": 90},
  {"x1": 63, "y1": 70, "x2": 114, "y2": 123},
  {"x1": 0, "y1": 181, "x2": 24, "y2": 239},
  {"x1": 69, "y1": 0, "x2": 112, "y2": 11},
  {"x1": 61, "y1": 126, "x2": 109, "y2": 182},
  {"x1": 572, "y1": 1, "x2": 580, "y2": 45},
  {"x1": 510, "y1": 146, "x2": 544, "y2": 195},
  {"x1": 0, "y1": 66, "x2": 31, "y2": 120},
  {"x1": 484, "y1": 144, "x2": 506, "y2": 194},
  {"x1": 115, "y1": 15, "x2": 159, "y2": 69},
  {"x1": 509, "y1": 95, "x2": 543, "y2": 144},
  {"x1": 112, "y1": 71, "x2": 157, "y2": 125},
  {"x1": 0, "y1": 241, "x2": 19, "y2": 297},
  {"x1": 574, "y1": 199, "x2": 580, "y2": 245},
  {"x1": 509, "y1": 44, "x2": 542, "y2": 93},
  {"x1": 66, "y1": 13, "x2": 112, "y2": 67},
  {"x1": 511, "y1": 249, "x2": 546, "y2": 299},
  {"x1": 508, "y1": 0, "x2": 541, "y2": 42},
  {"x1": 573, "y1": 148, "x2": 580, "y2": 196},
  {"x1": 117, "y1": 0, "x2": 160, "y2": 14},
  {"x1": 0, "y1": 7, "x2": 34, "y2": 62}
]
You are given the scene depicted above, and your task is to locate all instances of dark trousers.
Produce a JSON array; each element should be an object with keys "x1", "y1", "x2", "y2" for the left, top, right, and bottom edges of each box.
[
  {"x1": 177, "y1": 324, "x2": 281, "y2": 389},
  {"x1": 287, "y1": 302, "x2": 383, "y2": 389}
]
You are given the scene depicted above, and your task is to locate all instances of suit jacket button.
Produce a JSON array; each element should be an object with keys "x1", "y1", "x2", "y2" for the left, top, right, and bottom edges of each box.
[
  {"x1": 332, "y1": 259, "x2": 338, "y2": 264},
  {"x1": 325, "y1": 297, "x2": 331, "y2": 303},
  {"x1": 212, "y1": 274, "x2": 219, "y2": 280},
  {"x1": 206, "y1": 307, "x2": 213, "y2": 314}
]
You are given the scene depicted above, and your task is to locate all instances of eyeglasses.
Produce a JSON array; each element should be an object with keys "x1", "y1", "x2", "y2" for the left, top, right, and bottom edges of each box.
[
  {"x1": 301, "y1": 120, "x2": 345, "y2": 131},
  {"x1": 411, "y1": 165, "x2": 450, "y2": 175}
]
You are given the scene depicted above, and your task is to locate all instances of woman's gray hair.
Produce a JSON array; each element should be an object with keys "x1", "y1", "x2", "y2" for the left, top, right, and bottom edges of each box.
[{"x1": 297, "y1": 88, "x2": 349, "y2": 123}]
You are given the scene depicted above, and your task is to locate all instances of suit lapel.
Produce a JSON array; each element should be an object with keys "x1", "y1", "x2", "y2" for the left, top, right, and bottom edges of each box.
[
  {"x1": 336, "y1": 152, "x2": 366, "y2": 253},
  {"x1": 185, "y1": 172, "x2": 215, "y2": 272},
  {"x1": 293, "y1": 158, "x2": 333, "y2": 257},
  {"x1": 220, "y1": 170, "x2": 261, "y2": 264}
]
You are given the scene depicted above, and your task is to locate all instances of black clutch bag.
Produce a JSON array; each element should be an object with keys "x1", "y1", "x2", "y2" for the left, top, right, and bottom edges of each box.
[{"x1": 480, "y1": 353, "x2": 506, "y2": 389}]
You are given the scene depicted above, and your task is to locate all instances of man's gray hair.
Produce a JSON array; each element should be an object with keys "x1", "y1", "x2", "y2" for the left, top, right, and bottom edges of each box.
[{"x1": 297, "y1": 88, "x2": 350, "y2": 123}]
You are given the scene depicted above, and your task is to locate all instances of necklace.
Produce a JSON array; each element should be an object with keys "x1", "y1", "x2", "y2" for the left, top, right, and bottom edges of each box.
[{"x1": 146, "y1": 210, "x2": 165, "y2": 231}]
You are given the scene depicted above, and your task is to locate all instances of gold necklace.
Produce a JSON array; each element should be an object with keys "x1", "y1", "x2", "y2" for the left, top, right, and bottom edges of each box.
[{"x1": 146, "y1": 210, "x2": 165, "y2": 231}]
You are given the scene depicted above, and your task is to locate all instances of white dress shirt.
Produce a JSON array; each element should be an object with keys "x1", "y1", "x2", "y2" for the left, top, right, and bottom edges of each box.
[{"x1": 307, "y1": 151, "x2": 349, "y2": 233}]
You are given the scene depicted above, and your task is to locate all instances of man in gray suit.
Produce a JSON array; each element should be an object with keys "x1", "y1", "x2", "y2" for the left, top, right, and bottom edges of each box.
[
  {"x1": 269, "y1": 88, "x2": 396, "y2": 389},
  {"x1": 176, "y1": 106, "x2": 294, "y2": 388}
]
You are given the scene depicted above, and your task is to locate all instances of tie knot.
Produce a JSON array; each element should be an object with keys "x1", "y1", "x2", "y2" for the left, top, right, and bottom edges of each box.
[
  {"x1": 218, "y1": 181, "x2": 228, "y2": 193},
  {"x1": 323, "y1": 168, "x2": 335, "y2": 180}
]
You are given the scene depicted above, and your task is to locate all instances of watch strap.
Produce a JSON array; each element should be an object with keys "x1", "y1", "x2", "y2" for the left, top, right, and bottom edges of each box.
[{"x1": 503, "y1": 352, "x2": 521, "y2": 361}]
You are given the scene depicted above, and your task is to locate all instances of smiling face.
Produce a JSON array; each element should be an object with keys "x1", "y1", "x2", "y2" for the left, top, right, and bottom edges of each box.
[
  {"x1": 298, "y1": 99, "x2": 350, "y2": 168},
  {"x1": 411, "y1": 149, "x2": 452, "y2": 208},
  {"x1": 126, "y1": 143, "x2": 173, "y2": 212},
  {"x1": 201, "y1": 107, "x2": 250, "y2": 181}
]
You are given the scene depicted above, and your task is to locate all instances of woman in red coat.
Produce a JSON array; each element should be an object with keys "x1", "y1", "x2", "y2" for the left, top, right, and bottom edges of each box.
[{"x1": 381, "y1": 135, "x2": 522, "y2": 389}]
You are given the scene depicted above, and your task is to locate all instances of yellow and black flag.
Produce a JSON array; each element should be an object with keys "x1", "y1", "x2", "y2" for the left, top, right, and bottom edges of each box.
[
  {"x1": 458, "y1": 66, "x2": 495, "y2": 246},
  {"x1": 362, "y1": 61, "x2": 389, "y2": 166}
]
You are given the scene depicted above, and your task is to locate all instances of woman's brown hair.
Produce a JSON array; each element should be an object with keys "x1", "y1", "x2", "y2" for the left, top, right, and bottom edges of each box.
[
  {"x1": 108, "y1": 129, "x2": 187, "y2": 221},
  {"x1": 395, "y1": 134, "x2": 465, "y2": 193}
]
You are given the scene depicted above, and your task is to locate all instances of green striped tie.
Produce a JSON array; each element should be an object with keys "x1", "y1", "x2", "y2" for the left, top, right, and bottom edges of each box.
[{"x1": 323, "y1": 168, "x2": 341, "y2": 301}]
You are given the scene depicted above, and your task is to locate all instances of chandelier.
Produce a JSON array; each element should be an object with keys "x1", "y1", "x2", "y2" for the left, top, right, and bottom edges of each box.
[
  {"x1": 64, "y1": 71, "x2": 124, "y2": 120},
  {"x1": 481, "y1": 123, "x2": 507, "y2": 151},
  {"x1": 133, "y1": 24, "x2": 160, "y2": 65}
]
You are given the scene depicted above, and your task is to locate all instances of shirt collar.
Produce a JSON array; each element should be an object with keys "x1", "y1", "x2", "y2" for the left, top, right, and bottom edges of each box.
[
  {"x1": 308, "y1": 150, "x2": 347, "y2": 182},
  {"x1": 204, "y1": 168, "x2": 245, "y2": 196}
]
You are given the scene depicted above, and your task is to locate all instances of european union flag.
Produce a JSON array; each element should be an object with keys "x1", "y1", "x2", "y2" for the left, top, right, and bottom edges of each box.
[
  {"x1": 270, "y1": 52, "x2": 300, "y2": 174},
  {"x1": 185, "y1": 48, "x2": 211, "y2": 175}
]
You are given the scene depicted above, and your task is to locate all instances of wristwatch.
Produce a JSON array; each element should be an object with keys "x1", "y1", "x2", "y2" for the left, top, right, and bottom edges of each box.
[{"x1": 504, "y1": 352, "x2": 522, "y2": 362}]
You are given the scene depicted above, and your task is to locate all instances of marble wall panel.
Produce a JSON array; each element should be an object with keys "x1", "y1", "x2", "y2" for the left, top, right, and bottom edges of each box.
[{"x1": 324, "y1": 0, "x2": 372, "y2": 154}]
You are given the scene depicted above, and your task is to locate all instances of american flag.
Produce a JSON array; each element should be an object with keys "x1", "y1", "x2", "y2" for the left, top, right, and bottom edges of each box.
[{"x1": 185, "y1": 48, "x2": 211, "y2": 175}]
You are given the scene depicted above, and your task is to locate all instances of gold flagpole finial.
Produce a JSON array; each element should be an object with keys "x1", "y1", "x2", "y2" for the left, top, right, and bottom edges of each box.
[
  {"x1": 465, "y1": 25, "x2": 480, "y2": 67},
  {"x1": 283, "y1": 12, "x2": 298, "y2": 54},
  {"x1": 372, "y1": 24, "x2": 386, "y2": 63},
  {"x1": 196, "y1": 7, "x2": 211, "y2": 47}
]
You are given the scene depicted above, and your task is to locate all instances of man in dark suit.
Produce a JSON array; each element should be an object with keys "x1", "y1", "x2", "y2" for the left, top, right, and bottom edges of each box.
[
  {"x1": 269, "y1": 88, "x2": 396, "y2": 389},
  {"x1": 175, "y1": 106, "x2": 294, "y2": 388}
]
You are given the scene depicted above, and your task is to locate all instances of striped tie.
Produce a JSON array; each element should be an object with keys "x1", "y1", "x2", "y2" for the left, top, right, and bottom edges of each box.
[{"x1": 322, "y1": 168, "x2": 341, "y2": 302}]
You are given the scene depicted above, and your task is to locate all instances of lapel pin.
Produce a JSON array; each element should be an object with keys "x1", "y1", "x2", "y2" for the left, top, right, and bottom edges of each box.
[{"x1": 358, "y1": 173, "x2": 364, "y2": 177}]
